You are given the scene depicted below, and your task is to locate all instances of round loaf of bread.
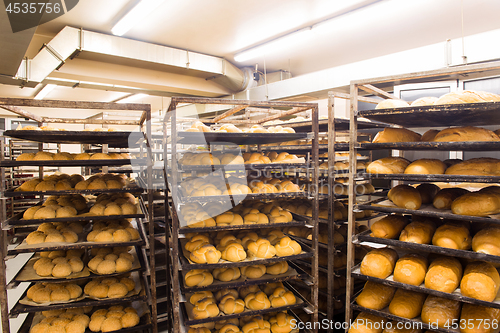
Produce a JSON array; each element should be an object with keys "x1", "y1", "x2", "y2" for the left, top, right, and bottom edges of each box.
[
  {"x1": 240, "y1": 265, "x2": 266, "y2": 279},
  {"x1": 388, "y1": 185, "x2": 422, "y2": 210},
  {"x1": 266, "y1": 261, "x2": 288, "y2": 275},
  {"x1": 213, "y1": 267, "x2": 241, "y2": 282},
  {"x1": 460, "y1": 303, "x2": 500, "y2": 333},
  {"x1": 433, "y1": 187, "x2": 470, "y2": 210},
  {"x1": 399, "y1": 219, "x2": 436, "y2": 244},
  {"x1": 370, "y1": 215, "x2": 408, "y2": 239},
  {"x1": 432, "y1": 126, "x2": 500, "y2": 142},
  {"x1": 373, "y1": 128, "x2": 421, "y2": 143},
  {"x1": 393, "y1": 254, "x2": 428, "y2": 285},
  {"x1": 445, "y1": 158, "x2": 500, "y2": 176},
  {"x1": 356, "y1": 281, "x2": 396, "y2": 310},
  {"x1": 411, "y1": 96, "x2": 438, "y2": 106},
  {"x1": 184, "y1": 269, "x2": 213, "y2": 287},
  {"x1": 421, "y1": 295, "x2": 461, "y2": 328},
  {"x1": 472, "y1": 227, "x2": 500, "y2": 255},
  {"x1": 388, "y1": 289, "x2": 427, "y2": 319},
  {"x1": 432, "y1": 224, "x2": 471, "y2": 250},
  {"x1": 366, "y1": 157, "x2": 410, "y2": 174},
  {"x1": 348, "y1": 312, "x2": 386, "y2": 333},
  {"x1": 376, "y1": 99, "x2": 410, "y2": 109},
  {"x1": 404, "y1": 159, "x2": 447, "y2": 175},
  {"x1": 460, "y1": 261, "x2": 500, "y2": 302},
  {"x1": 360, "y1": 248, "x2": 398, "y2": 279}
]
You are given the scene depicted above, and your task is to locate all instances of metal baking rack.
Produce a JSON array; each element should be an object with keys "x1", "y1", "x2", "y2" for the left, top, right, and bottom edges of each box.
[
  {"x1": 164, "y1": 97, "x2": 321, "y2": 333},
  {"x1": 345, "y1": 60, "x2": 500, "y2": 327},
  {"x1": 0, "y1": 98, "x2": 157, "y2": 333}
]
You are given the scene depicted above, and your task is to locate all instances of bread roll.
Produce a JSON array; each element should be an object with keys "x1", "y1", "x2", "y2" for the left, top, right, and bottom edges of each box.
[
  {"x1": 404, "y1": 159, "x2": 447, "y2": 175},
  {"x1": 388, "y1": 289, "x2": 427, "y2": 319},
  {"x1": 360, "y1": 248, "x2": 398, "y2": 279},
  {"x1": 416, "y1": 183, "x2": 440, "y2": 204},
  {"x1": 399, "y1": 219, "x2": 436, "y2": 244},
  {"x1": 393, "y1": 254, "x2": 428, "y2": 286},
  {"x1": 411, "y1": 97, "x2": 438, "y2": 107},
  {"x1": 432, "y1": 188, "x2": 470, "y2": 210},
  {"x1": 376, "y1": 99, "x2": 410, "y2": 109},
  {"x1": 460, "y1": 261, "x2": 500, "y2": 302},
  {"x1": 370, "y1": 215, "x2": 408, "y2": 239},
  {"x1": 432, "y1": 224, "x2": 471, "y2": 250},
  {"x1": 420, "y1": 129, "x2": 439, "y2": 142},
  {"x1": 451, "y1": 187, "x2": 500, "y2": 216},
  {"x1": 373, "y1": 128, "x2": 421, "y2": 143},
  {"x1": 348, "y1": 312, "x2": 386, "y2": 333},
  {"x1": 472, "y1": 227, "x2": 500, "y2": 255},
  {"x1": 366, "y1": 157, "x2": 410, "y2": 174},
  {"x1": 356, "y1": 281, "x2": 396, "y2": 310},
  {"x1": 460, "y1": 303, "x2": 500, "y2": 333},
  {"x1": 432, "y1": 126, "x2": 500, "y2": 142},
  {"x1": 388, "y1": 185, "x2": 422, "y2": 210},
  {"x1": 421, "y1": 295, "x2": 461, "y2": 328},
  {"x1": 445, "y1": 158, "x2": 500, "y2": 176}
]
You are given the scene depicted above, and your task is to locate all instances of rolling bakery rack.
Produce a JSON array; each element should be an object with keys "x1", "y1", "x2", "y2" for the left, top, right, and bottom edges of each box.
[
  {"x1": 0, "y1": 98, "x2": 157, "y2": 333},
  {"x1": 346, "y1": 61, "x2": 500, "y2": 332},
  {"x1": 163, "y1": 97, "x2": 321, "y2": 332}
]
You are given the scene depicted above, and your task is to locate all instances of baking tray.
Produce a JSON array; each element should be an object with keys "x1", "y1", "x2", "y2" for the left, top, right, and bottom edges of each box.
[
  {"x1": 359, "y1": 141, "x2": 500, "y2": 151},
  {"x1": 268, "y1": 118, "x2": 389, "y2": 133},
  {"x1": 354, "y1": 229, "x2": 500, "y2": 264},
  {"x1": 351, "y1": 264, "x2": 500, "y2": 310},
  {"x1": 178, "y1": 191, "x2": 311, "y2": 204},
  {"x1": 180, "y1": 283, "x2": 307, "y2": 325},
  {"x1": 180, "y1": 261, "x2": 310, "y2": 293},
  {"x1": 292, "y1": 259, "x2": 328, "y2": 274},
  {"x1": 178, "y1": 162, "x2": 309, "y2": 173},
  {"x1": 10, "y1": 272, "x2": 147, "y2": 316},
  {"x1": 178, "y1": 239, "x2": 313, "y2": 270},
  {"x1": 5, "y1": 185, "x2": 144, "y2": 197},
  {"x1": 358, "y1": 200, "x2": 500, "y2": 225},
  {"x1": 351, "y1": 303, "x2": 458, "y2": 333},
  {"x1": 0, "y1": 159, "x2": 140, "y2": 168},
  {"x1": 358, "y1": 101, "x2": 500, "y2": 128},
  {"x1": 4, "y1": 130, "x2": 139, "y2": 148},
  {"x1": 7, "y1": 203, "x2": 146, "y2": 226},
  {"x1": 178, "y1": 219, "x2": 307, "y2": 234},
  {"x1": 177, "y1": 132, "x2": 308, "y2": 145},
  {"x1": 362, "y1": 172, "x2": 500, "y2": 183}
]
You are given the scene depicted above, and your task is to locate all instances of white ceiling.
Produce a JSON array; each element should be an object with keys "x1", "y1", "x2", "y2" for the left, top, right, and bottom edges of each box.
[{"x1": 1, "y1": 0, "x2": 500, "y2": 107}]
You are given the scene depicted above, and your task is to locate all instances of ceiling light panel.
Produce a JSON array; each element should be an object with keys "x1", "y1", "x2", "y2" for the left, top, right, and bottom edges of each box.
[{"x1": 112, "y1": 0, "x2": 167, "y2": 36}]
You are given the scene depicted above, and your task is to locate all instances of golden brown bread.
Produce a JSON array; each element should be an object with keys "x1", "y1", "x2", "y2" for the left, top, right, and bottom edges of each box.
[
  {"x1": 399, "y1": 219, "x2": 436, "y2": 244},
  {"x1": 411, "y1": 97, "x2": 438, "y2": 106},
  {"x1": 370, "y1": 215, "x2": 408, "y2": 239},
  {"x1": 420, "y1": 129, "x2": 439, "y2": 142},
  {"x1": 432, "y1": 126, "x2": 500, "y2": 142},
  {"x1": 373, "y1": 128, "x2": 421, "y2": 143},
  {"x1": 360, "y1": 248, "x2": 398, "y2": 279},
  {"x1": 388, "y1": 289, "x2": 427, "y2": 319},
  {"x1": 460, "y1": 303, "x2": 500, "y2": 333},
  {"x1": 388, "y1": 185, "x2": 422, "y2": 210},
  {"x1": 432, "y1": 188, "x2": 470, "y2": 210},
  {"x1": 348, "y1": 312, "x2": 386, "y2": 333},
  {"x1": 451, "y1": 186, "x2": 500, "y2": 216},
  {"x1": 425, "y1": 256, "x2": 462, "y2": 293},
  {"x1": 416, "y1": 183, "x2": 440, "y2": 204},
  {"x1": 366, "y1": 157, "x2": 410, "y2": 174},
  {"x1": 356, "y1": 281, "x2": 396, "y2": 310},
  {"x1": 432, "y1": 223, "x2": 471, "y2": 250},
  {"x1": 460, "y1": 261, "x2": 500, "y2": 302},
  {"x1": 445, "y1": 158, "x2": 500, "y2": 176},
  {"x1": 376, "y1": 99, "x2": 410, "y2": 109},
  {"x1": 404, "y1": 159, "x2": 447, "y2": 175},
  {"x1": 421, "y1": 295, "x2": 461, "y2": 328},
  {"x1": 472, "y1": 227, "x2": 500, "y2": 255},
  {"x1": 393, "y1": 254, "x2": 428, "y2": 286},
  {"x1": 434, "y1": 90, "x2": 500, "y2": 105}
]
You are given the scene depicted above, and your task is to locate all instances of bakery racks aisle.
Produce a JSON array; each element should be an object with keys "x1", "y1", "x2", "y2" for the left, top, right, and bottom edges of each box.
[
  {"x1": 0, "y1": 98, "x2": 156, "y2": 333},
  {"x1": 346, "y1": 61, "x2": 500, "y2": 332},
  {"x1": 163, "y1": 97, "x2": 320, "y2": 333}
]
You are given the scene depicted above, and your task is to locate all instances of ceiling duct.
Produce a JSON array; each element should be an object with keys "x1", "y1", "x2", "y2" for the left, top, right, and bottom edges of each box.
[{"x1": 15, "y1": 26, "x2": 251, "y2": 94}]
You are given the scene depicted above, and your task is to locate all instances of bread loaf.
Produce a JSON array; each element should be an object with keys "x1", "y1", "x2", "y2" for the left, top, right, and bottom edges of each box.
[
  {"x1": 420, "y1": 129, "x2": 439, "y2": 142},
  {"x1": 393, "y1": 254, "x2": 428, "y2": 286},
  {"x1": 460, "y1": 261, "x2": 500, "y2": 302},
  {"x1": 432, "y1": 188, "x2": 470, "y2": 210},
  {"x1": 399, "y1": 219, "x2": 436, "y2": 244},
  {"x1": 434, "y1": 90, "x2": 500, "y2": 105},
  {"x1": 360, "y1": 248, "x2": 398, "y2": 279},
  {"x1": 460, "y1": 303, "x2": 500, "y2": 333},
  {"x1": 416, "y1": 183, "x2": 440, "y2": 204},
  {"x1": 445, "y1": 158, "x2": 500, "y2": 176},
  {"x1": 348, "y1": 312, "x2": 386, "y2": 333},
  {"x1": 366, "y1": 157, "x2": 410, "y2": 174},
  {"x1": 404, "y1": 159, "x2": 447, "y2": 175},
  {"x1": 472, "y1": 227, "x2": 500, "y2": 255},
  {"x1": 411, "y1": 97, "x2": 438, "y2": 106},
  {"x1": 451, "y1": 186, "x2": 500, "y2": 216},
  {"x1": 424, "y1": 256, "x2": 462, "y2": 293},
  {"x1": 373, "y1": 128, "x2": 421, "y2": 143},
  {"x1": 432, "y1": 126, "x2": 500, "y2": 142},
  {"x1": 421, "y1": 295, "x2": 461, "y2": 328},
  {"x1": 356, "y1": 281, "x2": 396, "y2": 310},
  {"x1": 376, "y1": 99, "x2": 410, "y2": 109},
  {"x1": 388, "y1": 185, "x2": 422, "y2": 210},
  {"x1": 388, "y1": 289, "x2": 427, "y2": 319},
  {"x1": 432, "y1": 224, "x2": 471, "y2": 250},
  {"x1": 370, "y1": 215, "x2": 408, "y2": 239}
]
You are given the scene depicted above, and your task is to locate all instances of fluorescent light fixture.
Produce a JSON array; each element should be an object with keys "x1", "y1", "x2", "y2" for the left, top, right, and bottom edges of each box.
[
  {"x1": 234, "y1": 28, "x2": 312, "y2": 63},
  {"x1": 112, "y1": 0, "x2": 167, "y2": 36},
  {"x1": 116, "y1": 93, "x2": 149, "y2": 103},
  {"x1": 34, "y1": 84, "x2": 56, "y2": 100}
]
